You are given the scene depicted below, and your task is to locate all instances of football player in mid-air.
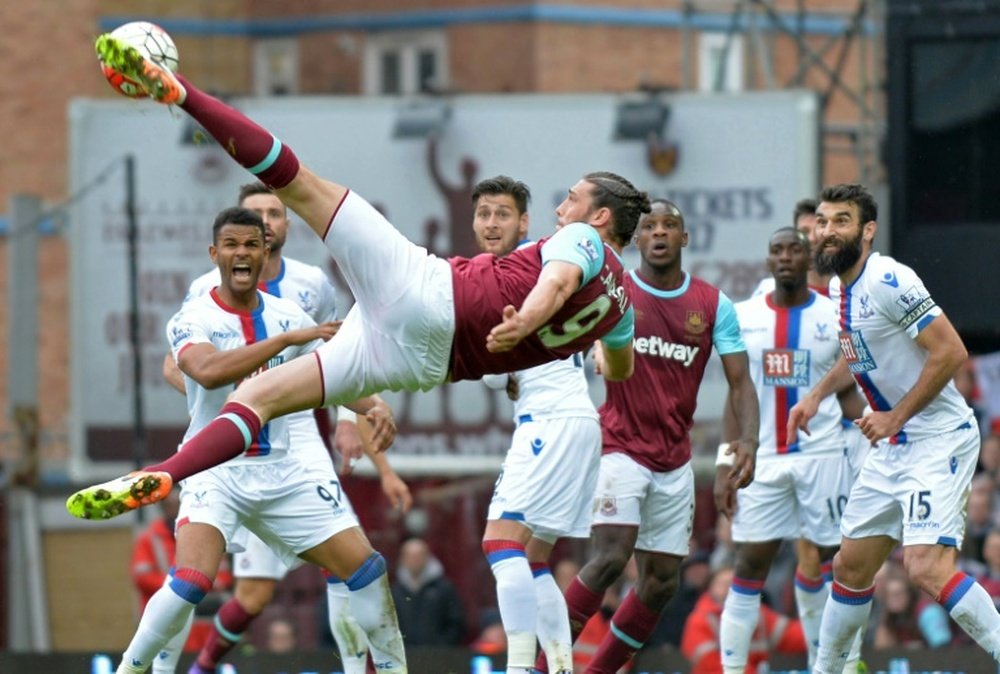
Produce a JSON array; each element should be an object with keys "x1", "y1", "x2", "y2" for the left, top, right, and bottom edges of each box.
[{"x1": 69, "y1": 31, "x2": 646, "y2": 523}]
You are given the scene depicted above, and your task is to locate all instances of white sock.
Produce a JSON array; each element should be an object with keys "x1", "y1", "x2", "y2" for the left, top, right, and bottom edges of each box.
[
  {"x1": 345, "y1": 554, "x2": 407, "y2": 673},
  {"x1": 327, "y1": 578, "x2": 369, "y2": 674},
  {"x1": 151, "y1": 609, "x2": 193, "y2": 674},
  {"x1": 483, "y1": 541, "x2": 537, "y2": 669},
  {"x1": 720, "y1": 578, "x2": 764, "y2": 671},
  {"x1": 120, "y1": 577, "x2": 205, "y2": 673},
  {"x1": 940, "y1": 572, "x2": 1000, "y2": 660},
  {"x1": 794, "y1": 571, "x2": 829, "y2": 668},
  {"x1": 815, "y1": 581, "x2": 874, "y2": 674},
  {"x1": 533, "y1": 568, "x2": 572, "y2": 673}
]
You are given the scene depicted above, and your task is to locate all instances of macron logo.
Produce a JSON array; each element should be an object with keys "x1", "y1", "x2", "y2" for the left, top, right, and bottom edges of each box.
[{"x1": 634, "y1": 336, "x2": 700, "y2": 366}]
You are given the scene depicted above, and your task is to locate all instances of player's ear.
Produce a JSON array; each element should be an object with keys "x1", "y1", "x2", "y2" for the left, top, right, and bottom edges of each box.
[
  {"x1": 592, "y1": 206, "x2": 612, "y2": 227},
  {"x1": 209, "y1": 243, "x2": 217, "y2": 264},
  {"x1": 863, "y1": 219, "x2": 877, "y2": 243}
]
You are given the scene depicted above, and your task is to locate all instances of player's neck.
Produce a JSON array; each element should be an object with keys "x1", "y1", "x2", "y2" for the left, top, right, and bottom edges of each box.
[
  {"x1": 216, "y1": 285, "x2": 260, "y2": 313},
  {"x1": 262, "y1": 252, "x2": 283, "y2": 282},
  {"x1": 770, "y1": 283, "x2": 810, "y2": 308},
  {"x1": 638, "y1": 261, "x2": 685, "y2": 291}
]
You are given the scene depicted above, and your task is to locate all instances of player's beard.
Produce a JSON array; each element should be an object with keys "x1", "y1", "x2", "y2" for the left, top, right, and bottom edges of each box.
[{"x1": 815, "y1": 228, "x2": 863, "y2": 276}]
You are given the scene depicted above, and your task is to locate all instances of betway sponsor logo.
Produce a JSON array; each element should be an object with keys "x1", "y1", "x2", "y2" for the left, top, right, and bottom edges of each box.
[{"x1": 634, "y1": 336, "x2": 699, "y2": 366}]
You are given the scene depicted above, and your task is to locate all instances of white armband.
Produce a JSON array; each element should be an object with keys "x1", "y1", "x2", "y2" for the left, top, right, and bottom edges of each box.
[
  {"x1": 715, "y1": 442, "x2": 734, "y2": 467},
  {"x1": 337, "y1": 406, "x2": 357, "y2": 424}
]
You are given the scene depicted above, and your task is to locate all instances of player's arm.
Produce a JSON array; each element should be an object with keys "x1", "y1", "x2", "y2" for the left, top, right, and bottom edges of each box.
[
  {"x1": 787, "y1": 356, "x2": 854, "y2": 439},
  {"x1": 596, "y1": 307, "x2": 635, "y2": 381},
  {"x1": 178, "y1": 321, "x2": 339, "y2": 389},
  {"x1": 719, "y1": 351, "x2": 759, "y2": 487},
  {"x1": 162, "y1": 353, "x2": 186, "y2": 394},
  {"x1": 342, "y1": 394, "x2": 396, "y2": 455},
  {"x1": 710, "y1": 293, "x2": 758, "y2": 514},
  {"x1": 856, "y1": 312, "x2": 967, "y2": 444},
  {"x1": 836, "y1": 382, "x2": 866, "y2": 421},
  {"x1": 599, "y1": 343, "x2": 634, "y2": 381},
  {"x1": 487, "y1": 260, "x2": 582, "y2": 353},
  {"x1": 356, "y1": 415, "x2": 413, "y2": 513}
]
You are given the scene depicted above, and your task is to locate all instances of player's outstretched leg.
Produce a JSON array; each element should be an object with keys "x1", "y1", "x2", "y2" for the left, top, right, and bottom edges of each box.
[
  {"x1": 96, "y1": 32, "x2": 300, "y2": 193},
  {"x1": 67, "y1": 400, "x2": 263, "y2": 520},
  {"x1": 66, "y1": 470, "x2": 172, "y2": 520}
]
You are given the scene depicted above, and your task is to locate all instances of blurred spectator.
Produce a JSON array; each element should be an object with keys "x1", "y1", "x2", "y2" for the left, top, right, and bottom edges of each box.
[
  {"x1": 978, "y1": 433, "x2": 1000, "y2": 478},
  {"x1": 976, "y1": 528, "x2": 1000, "y2": 607},
  {"x1": 646, "y1": 548, "x2": 713, "y2": 650},
  {"x1": 681, "y1": 566, "x2": 806, "y2": 674},
  {"x1": 873, "y1": 573, "x2": 952, "y2": 649},
  {"x1": 471, "y1": 609, "x2": 506, "y2": 656},
  {"x1": 961, "y1": 474, "x2": 995, "y2": 564},
  {"x1": 391, "y1": 537, "x2": 466, "y2": 646},
  {"x1": 265, "y1": 617, "x2": 297, "y2": 654}
]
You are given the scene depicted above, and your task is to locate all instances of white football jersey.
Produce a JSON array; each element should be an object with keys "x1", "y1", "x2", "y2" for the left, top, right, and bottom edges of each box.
[
  {"x1": 185, "y1": 257, "x2": 338, "y2": 465},
  {"x1": 167, "y1": 289, "x2": 320, "y2": 465},
  {"x1": 736, "y1": 290, "x2": 845, "y2": 458},
  {"x1": 830, "y1": 252, "x2": 973, "y2": 442},
  {"x1": 509, "y1": 354, "x2": 598, "y2": 422}
]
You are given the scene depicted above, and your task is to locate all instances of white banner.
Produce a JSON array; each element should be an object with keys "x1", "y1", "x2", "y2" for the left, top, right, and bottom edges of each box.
[{"x1": 68, "y1": 91, "x2": 818, "y2": 478}]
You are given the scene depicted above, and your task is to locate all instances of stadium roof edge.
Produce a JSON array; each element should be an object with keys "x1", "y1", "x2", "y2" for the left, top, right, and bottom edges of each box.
[{"x1": 100, "y1": 4, "x2": 876, "y2": 38}]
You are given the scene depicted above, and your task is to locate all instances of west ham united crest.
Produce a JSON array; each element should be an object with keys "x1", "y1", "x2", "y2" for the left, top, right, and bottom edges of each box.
[
  {"x1": 647, "y1": 134, "x2": 680, "y2": 177},
  {"x1": 685, "y1": 310, "x2": 707, "y2": 336}
]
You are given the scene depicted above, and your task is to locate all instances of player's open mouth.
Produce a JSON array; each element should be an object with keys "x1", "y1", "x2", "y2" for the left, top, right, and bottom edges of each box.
[{"x1": 233, "y1": 264, "x2": 252, "y2": 278}]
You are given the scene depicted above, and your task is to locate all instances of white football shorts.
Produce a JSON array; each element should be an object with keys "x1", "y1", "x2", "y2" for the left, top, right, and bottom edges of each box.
[
  {"x1": 839, "y1": 423, "x2": 979, "y2": 547},
  {"x1": 178, "y1": 458, "x2": 359, "y2": 568},
  {"x1": 487, "y1": 415, "x2": 602, "y2": 541},
  {"x1": 230, "y1": 458, "x2": 355, "y2": 579},
  {"x1": 317, "y1": 191, "x2": 455, "y2": 405},
  {"x1": 590, "y1": 452, "x2": 694, "y2": 556},
  {"x1": 731, "y1": 451, "x2": 851, "y2": 547}
]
